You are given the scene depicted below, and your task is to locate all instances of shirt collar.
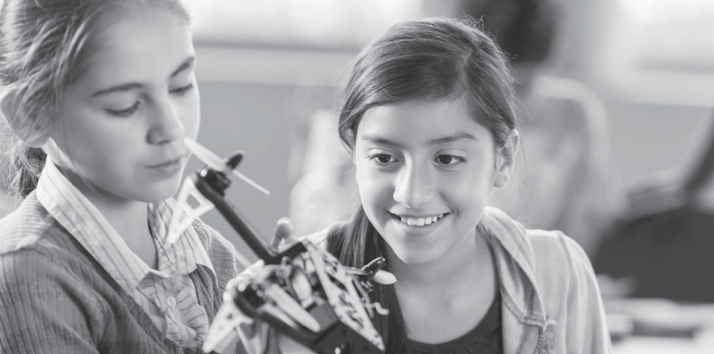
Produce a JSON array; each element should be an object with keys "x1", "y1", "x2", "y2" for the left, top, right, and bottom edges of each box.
[{"x1": 36, "y1": 159, "x2": 215, "y2": 294}]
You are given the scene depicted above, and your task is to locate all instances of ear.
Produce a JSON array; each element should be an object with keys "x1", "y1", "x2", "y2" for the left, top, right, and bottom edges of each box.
[
  {"x1": 493, "y1": 129, "x2": 520, "y2": 189},
  {"x1": 0, "y1": 91, "x2": 50, "y2": 147}
]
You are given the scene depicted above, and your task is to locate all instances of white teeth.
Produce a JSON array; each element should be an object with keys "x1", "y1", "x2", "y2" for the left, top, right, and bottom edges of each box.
[{"x1": 399, "y1": 214, "x2": 445, "y2": 227}]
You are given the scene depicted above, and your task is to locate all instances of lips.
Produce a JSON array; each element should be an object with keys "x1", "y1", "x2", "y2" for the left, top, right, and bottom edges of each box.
[
  {"x1": 149, "y1": 157, "x2": 180, "y2": 168},
  {"x1": 148, "y1": 152, "x2": 188, "y2": 168},
  {"x1": 146, "y1": 152, "x2": 189, "y2": 175}
]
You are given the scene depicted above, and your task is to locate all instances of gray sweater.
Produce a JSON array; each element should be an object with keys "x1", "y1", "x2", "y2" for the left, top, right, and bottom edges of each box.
[{"x1": 0, "y1": 193, "x2": 240, "y2": 354}]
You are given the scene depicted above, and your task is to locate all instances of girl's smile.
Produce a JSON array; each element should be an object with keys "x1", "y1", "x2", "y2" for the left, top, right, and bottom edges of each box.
[{"x1": 391, "y1": 212, "x2": 447, "y2": 227}]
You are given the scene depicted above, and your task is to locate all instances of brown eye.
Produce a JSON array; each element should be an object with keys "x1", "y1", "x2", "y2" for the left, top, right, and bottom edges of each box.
[
  {"x1": 436, "y1": 155, "x2": 465, "y2": 166},
  {"x1": 368, "y1": 153, "x2": 396, "y2": 165}
]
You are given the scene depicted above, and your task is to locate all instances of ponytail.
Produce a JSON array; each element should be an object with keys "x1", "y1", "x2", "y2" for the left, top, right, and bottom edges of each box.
[
  {"x1": 4, "y1": 137, "x2": 46, "y2": 199},
  {"x1": 326, "y1": 206, "x2": 408, "y2": 353}
]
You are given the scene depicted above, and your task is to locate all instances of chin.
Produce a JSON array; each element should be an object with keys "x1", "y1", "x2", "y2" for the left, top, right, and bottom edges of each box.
[
  {"x1": 136, "y1": 191, "x2": 173, "y2": 204},
  {"x1": 390, "y1": 245, "x2": 438, "y2": 266},
  {"x1": 139, "y1": 182, "x2": 181, "y2": 203}
]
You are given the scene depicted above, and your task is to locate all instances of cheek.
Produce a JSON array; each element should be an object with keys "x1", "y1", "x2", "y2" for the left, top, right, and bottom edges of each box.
[
  {"x1": 180, "y1": 93, "x2": 201, "y2": 138},
  {"x1": 58, "y1": 124, "x2": 110, "y2": 164},
  {"x1": 447, "y1": 168, "x2": 494, "y2": 206},
  {"x1": 355, "y1": 163, "x2": 389, "y2": 194},
  {"x1": 355, "y1": 164, "x2": 391, "y2": 211},
  {"x1": 190, "y1": 90, "x2": 201, "y2": 126}
]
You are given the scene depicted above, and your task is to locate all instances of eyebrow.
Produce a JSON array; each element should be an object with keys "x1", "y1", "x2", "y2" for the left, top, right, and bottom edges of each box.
[
  {"x1": 91, "y1": 56, "x2": 195, "y2": 97},
  {"x1": 360, "y1": 131, "x2": 478, "y2": 147}
]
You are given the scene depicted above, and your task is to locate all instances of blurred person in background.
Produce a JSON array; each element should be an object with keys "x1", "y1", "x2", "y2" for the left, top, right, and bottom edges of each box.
[
  {"x1": 593, "y1": 108, "x2": 714, "y2": 303},
  {"x1": 287, "y1": 109, "x2": 358, "y2": 237},
  {"x1": 461, "y1": 0, "x2": 627, "y2": 257}
]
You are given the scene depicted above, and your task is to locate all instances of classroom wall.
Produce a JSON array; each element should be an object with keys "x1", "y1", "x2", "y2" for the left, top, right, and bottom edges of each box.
[
  {"x1": 1, "y1": 44, "x2": 705, "y2": 260},
  {"x1": 1, "y1": 0, "x2": 710, "y2": 264},
  {"x1": 191, "y1": 46, "x2": 350, "y2": 261}
]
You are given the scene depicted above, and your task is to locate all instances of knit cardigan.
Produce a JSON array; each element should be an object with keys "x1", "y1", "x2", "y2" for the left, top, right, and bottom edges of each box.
[{"x1": 0, "y1": 193, "x2": 240, "y2": 354}]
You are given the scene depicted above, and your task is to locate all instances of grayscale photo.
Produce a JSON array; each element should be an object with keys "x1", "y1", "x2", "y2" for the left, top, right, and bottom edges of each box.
[{"x1": 1, "y1": 1, "x2": 713, "y2": 353}]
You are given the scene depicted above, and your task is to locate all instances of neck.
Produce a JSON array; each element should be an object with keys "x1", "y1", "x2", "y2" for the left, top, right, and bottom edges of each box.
[
  {"x1": 59, "y1": 166, "x2": 151, "y2": 243},
  {"x1": 387, "y1": 230, "x2": 491, "y2": 293},
  {"x1": 91, "y1": 196, "x2": 151, "y2": 241}
]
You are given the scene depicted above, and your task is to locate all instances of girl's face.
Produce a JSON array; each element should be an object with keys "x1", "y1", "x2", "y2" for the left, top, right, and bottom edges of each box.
[
  {"x1": 47, "y1": 10, "x2": 199, "y2": 204},
  {"x1": 354, "y1": 96, "x2": 514, "y2": 265}
]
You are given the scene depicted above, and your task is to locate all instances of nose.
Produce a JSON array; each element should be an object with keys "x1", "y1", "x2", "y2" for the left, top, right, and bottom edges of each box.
[
  {"x1": 393, "y1": 160, "x2": 436, "y2": 208},
  {"x1": 147, "y1": 96, "x2": 185, "y2": 145}
]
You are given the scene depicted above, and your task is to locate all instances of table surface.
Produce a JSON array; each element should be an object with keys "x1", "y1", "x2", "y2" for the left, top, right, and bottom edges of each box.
[
  {"x1": 613, "y1": 333, "x2": 714, "y2": 354},
  {"x1": 607, "y1": 298, "x2": 714, "y2": 354}
]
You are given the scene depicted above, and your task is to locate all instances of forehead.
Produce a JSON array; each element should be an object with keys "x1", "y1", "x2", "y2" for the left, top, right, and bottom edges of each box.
[
  {"x1": 357, "y1": 97, "x2": 493, "y2": 144},
  {"x1": 75, "y1": 10, "x2": 193, "y2": 88}
]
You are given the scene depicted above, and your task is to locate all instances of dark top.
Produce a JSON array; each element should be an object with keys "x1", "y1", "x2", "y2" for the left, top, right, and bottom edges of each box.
[
  {"x1": 406, "y1": 294, "x2": 502, "y2": 354},
  {"x1": 594, "y1": 205, "x2": 714, "y2": 303}
]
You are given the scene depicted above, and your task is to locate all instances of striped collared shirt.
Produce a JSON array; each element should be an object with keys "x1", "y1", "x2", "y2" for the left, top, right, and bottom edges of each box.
[{"x1": 36, "y1": 159, "x2": 214, "y2": 347}]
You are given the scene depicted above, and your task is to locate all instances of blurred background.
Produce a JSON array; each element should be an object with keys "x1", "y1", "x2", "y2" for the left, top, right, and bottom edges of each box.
[
  {"x1": 2, "y1": 0, "x2": 714, "y2": 352},
  {"x1": 184, "y1": 0, "x2": 714, "y2": 253}
]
